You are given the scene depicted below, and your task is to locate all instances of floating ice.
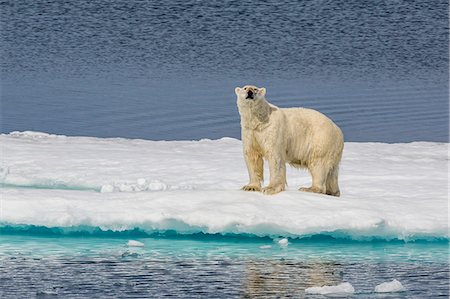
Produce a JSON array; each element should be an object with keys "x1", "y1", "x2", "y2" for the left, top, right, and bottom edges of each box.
[
  {"x1": 127, "y1": 240, "x2": 145, "y2": 247},
  {"x1": 374, "y1": 279, "x2": 406, "y2": 293},
  {"x1": 305, "y1": 282, "x2": 355, "y2": 295},
  {"x1": 278, "y1": 238, "x2": 289, "y2": 247},
  {"x1": 1, "y1": 131, "x2": 448, "y2": 240}
]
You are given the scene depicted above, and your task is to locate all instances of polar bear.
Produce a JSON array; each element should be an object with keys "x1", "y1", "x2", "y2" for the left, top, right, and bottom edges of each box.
[{"x1": 236, "y1": 85, "x2": 344, "y2": 196}]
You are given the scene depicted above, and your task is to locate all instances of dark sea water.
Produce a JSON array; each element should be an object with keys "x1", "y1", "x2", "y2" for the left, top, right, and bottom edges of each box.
[{"x1": 1, "y1": 0, "x2": 448, "y2": 142}]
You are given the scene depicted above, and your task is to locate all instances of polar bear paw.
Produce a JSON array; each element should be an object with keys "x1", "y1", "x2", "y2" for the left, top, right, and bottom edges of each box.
[
  {"x1": 299, "y1": 186, "x2": 325, "y2": 194},
  {"x1": 242, "y1": 185, "x2": 261, "y2": 192},
  {"x1": 262, "y1": 185, "x2": 284, "y2": 195}
]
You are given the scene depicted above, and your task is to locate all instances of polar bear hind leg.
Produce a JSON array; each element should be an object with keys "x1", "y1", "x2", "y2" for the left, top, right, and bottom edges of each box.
[
  {"x1": 299, "y1": 163, "x2": 328, "y2": 195},
  {"x1": 325, "y1": 166, "x2": 340, "y2": 197},
  {"x1": 299, "y1": 164, "x2": 340, "y2": 197}
]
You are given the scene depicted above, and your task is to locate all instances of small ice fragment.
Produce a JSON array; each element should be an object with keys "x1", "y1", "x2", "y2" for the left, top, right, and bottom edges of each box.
[
  {"x1": 278, "y1": 238, "x2": 289, "y2": 247},
  {"x1": 259, "y1": 245, "x2": 272, "y2": 249},
  {"x1": 137, "y1": 178, "x2": 147, "y2": 186},
  {"x1": 118, "y1": 184, "x2": 133, "y2": 192},
  {"x1": 305, "y1": 282, "x2": 355, "y2": 295},
  {"x1": 148, "y1": 179, "x2": 167, "y2": 191},
  {"x1": 127, "y1": 240, "x2": 145, "y2": 247},
  {"x1": 100, "y1": 184, "x2": 114, "y2": 193},
  {"x1": 374, "y1": 279, "x2": 405, "y2": 293}
]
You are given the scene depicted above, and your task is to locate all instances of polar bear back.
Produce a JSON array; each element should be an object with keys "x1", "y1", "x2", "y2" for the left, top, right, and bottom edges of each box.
[{"x1": 280, "y1": 107, "x2": 344, "y2": 167}]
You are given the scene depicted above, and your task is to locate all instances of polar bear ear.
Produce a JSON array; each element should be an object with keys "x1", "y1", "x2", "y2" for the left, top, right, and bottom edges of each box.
[
  {"x1": 235, "y1": 87, "x2": 241, "y2": 95},
  {"x1": 259, "y1": 87, "x2": 266, "y2": 96}
]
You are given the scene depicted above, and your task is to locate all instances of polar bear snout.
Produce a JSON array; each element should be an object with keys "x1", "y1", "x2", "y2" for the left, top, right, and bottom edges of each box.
[
  {"x1": 246, "y1": 90, "x2": 254, "y2": 99},
  {"x1": 235, "y1": 85, "x2": 266, "y2": 101}
]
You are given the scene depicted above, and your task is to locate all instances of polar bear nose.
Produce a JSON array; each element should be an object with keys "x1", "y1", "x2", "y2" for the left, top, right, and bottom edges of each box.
[{"x1": 246, "y1": 90, "x2": 254, "y2": 99}]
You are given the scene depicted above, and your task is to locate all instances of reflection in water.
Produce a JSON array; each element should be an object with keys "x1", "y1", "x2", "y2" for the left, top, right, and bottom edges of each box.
[{"x1": 242, "y1": 260, "x2": 341, "y2": 298}]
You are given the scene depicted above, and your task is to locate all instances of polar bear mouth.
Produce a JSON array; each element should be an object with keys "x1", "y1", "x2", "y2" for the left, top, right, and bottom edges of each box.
[{"x1": 245, "y1": 90, "x2": 254, "y2": 100}]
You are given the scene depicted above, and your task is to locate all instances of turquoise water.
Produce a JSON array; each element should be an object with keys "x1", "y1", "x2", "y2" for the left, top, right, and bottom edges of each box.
[{"x1": 1, "y1": 234, "x2": 448, "y2": 298}]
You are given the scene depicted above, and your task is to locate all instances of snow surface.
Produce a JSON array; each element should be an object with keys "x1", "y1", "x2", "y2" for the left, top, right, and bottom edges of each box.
[
  {"x1": 374, "y1": 279, "x2": 406, "y2": 293},
  {"x1": 0, "y1": 131, "x2": 448, "y2": 240},
  {"x1": 305, "y1": 282, "x2": 355, "y2": 295}
]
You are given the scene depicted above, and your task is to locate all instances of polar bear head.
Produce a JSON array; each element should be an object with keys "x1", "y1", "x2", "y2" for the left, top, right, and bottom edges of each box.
[
  {"x1": 236, "y1": 85, "x2": 273, "y2": 127},
  {"x1": 235, "y1": 85, "x2": 266, "y2": 101}
]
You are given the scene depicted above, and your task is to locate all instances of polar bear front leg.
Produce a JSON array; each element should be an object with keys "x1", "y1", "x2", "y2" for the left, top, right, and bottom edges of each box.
[
  {"x1": 262, "y1": 154, "x2": 286, "y2": 195},
  {"x1": 241, "y1": 149, "x2": 263, "y2": 192}
]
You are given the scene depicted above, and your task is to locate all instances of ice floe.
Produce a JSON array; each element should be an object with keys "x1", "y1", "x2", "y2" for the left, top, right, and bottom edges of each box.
[{"x1": 0, "y1": 131, "x2": 448, "y2": 240}]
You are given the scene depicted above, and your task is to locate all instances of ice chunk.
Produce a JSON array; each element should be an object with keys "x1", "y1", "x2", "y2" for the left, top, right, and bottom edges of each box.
[
  {"x1": 127, "y1": 240, "x2": 145, "y2": 247},
  {"x1": 278, "y1": 238, "x2": 289, "y2": 247},
  {"x1": 374, "y1": 279, "x2": 405, "y2": 293},
  {"x1": 118, "y1": 184, "x2": 134, "y2": 192},
  {"x1": 137, "y1": 178, "x2": 147, "y2": 186},
  {"x1": 100, "y1": 184, "x2": 114, "y2": 193},
  {"x1": 147, "y1": 179, "x2": 167, "y2": 191},
  {"x1": 305, "y1": 282, "x2": 355, "y2": 295}
]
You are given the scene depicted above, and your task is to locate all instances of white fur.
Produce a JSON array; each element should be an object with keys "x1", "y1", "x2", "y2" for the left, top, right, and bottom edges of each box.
[{"x1": 236, "y1": 85, "x2": 344, "y2": 196}]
